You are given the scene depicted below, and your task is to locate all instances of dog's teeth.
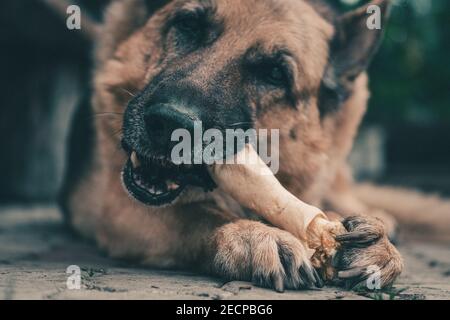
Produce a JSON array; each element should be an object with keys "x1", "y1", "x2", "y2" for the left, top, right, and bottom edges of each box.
[
  {"x1": 167, "y1": 181, "x2": 180, "y2": 191},
  {"x1": 130, "y1": 152, "x2": 141, "y2": 168}
]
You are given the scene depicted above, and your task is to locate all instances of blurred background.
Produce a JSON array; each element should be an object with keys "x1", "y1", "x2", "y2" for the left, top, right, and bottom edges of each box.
[{"x1": 0, "y1": 0, "x2": 449, "y2": 204}]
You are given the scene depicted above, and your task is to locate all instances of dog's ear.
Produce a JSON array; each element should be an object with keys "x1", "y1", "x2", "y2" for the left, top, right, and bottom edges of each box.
[
  {"x1": 319, "y1": 0, "x2": 391, "y2": 113},
  {"x1": 97, "y1": 0, "x2": 172, "y2": 64},
  {"x1": 332, "y1": 0, "x2": 392, "y2": 80}
]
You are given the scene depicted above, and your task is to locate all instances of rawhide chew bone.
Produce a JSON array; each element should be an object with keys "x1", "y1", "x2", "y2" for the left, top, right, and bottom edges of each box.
[{"x1": 208, "y1": 144, "x2": 403, "y2": 288}]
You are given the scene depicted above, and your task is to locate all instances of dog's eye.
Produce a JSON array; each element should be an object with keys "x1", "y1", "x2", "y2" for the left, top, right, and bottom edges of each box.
[
  {"x1": 177, "y1": 17, "x2": 201, "y2": 33},
  {"x1": 258, "y1": 63, "x2": 288, "y2": 87},
  {"x1": 267, "y1": 66, "x2": 285, "y2": 85},
  {"x1": 174, "y1": 12, "x2": 204, "y2": 38}
]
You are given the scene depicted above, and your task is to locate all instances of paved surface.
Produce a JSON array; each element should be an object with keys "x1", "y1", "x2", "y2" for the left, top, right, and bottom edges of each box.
[{"x1": 0, "y1": 206, "x2": 449, "y2": 300}]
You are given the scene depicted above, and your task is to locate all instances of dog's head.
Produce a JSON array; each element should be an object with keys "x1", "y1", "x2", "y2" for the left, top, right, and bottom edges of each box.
[{"x1": 96, "y1": 0, "x2": 390, "y2": 206}]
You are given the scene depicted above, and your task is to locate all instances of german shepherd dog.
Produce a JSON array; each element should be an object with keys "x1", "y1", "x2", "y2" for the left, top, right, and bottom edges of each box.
[{"x1": 60, "y1": 0, "x2": 448, "y2": 291}]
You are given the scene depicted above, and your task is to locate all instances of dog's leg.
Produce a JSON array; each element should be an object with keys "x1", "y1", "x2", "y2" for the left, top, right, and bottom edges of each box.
[
  {"x1": 324, "y1": 165, "x2": 399, "y2": 241},
  {"x1": 75, "y1": 181, "x2": 320, "y2": 292},
  {"x1": 211, "y1": 219, "x2": 322, "y2": 292},
  {"x1": 354, "y1": 183, "x2": 450, "y2": 243}
]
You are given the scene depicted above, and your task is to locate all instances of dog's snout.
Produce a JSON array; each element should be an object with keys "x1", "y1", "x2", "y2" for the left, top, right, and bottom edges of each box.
[
  {"x1": 144, "y1": 111, "x2": 174, "y2": 141},
  {"x1": 144, "y1": 104, "x2": 199, "y2": 148}
]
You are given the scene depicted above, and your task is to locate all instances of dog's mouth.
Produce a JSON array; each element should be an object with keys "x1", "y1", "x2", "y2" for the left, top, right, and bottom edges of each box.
[{"x1": 122, "y1": 151, "x2": 216, "y2": 206}]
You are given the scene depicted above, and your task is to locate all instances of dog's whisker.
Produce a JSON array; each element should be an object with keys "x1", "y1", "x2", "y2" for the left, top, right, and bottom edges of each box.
[
  {"x1": 91, "y1": 112, "x2": 125, "y2": 123},
  {"x1": 112, "y1": 128, "x2": 124, "y2": 139},
  {"x1": 92, "y1": 112, "x2": 124, "y2": 117},
  {"x1": 120, "y1": 87, "x2": 137, "y2": 97},
  {"x1": 226, "y1": 122, "x2": 253, "y2": 128}
]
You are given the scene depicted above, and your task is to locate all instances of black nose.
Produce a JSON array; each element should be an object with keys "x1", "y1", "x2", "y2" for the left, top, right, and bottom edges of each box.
[{"x1": 144, "y1": 104, "x2": 199, "y2": 151}]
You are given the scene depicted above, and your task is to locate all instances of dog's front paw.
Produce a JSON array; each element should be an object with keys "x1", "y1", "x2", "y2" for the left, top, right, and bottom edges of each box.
[
  {"x1": 334, "y1": 216, "x2": 404, "y2": 290},
  {"x1": 369, "y1": 209, "x2": 399, "y2": 243},
  {"x1": 212, "y1": 221, "x2": 323, "y2": 292}
]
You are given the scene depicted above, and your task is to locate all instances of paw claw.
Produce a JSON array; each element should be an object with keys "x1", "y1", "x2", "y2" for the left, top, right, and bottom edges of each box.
[
  {"x1": 337, "y1": 216, "x2": 384, "y2": 247},
  {"x1": 338, "y1": 267, "x2": 366, "y2": 279},
  {"x1": 271, "y1": 273, "x2": 285, "y2": 293},
  {"x1": 333, "y1": 216, "x2": 404, "y2": 289},
  {"x1": 299, "y1": 262, "x2": 320, "y2": 289}
]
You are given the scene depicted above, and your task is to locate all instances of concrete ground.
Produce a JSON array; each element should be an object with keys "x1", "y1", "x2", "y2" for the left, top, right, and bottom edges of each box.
[{"x1": 0, "y1": 206, "x2": 449, "y2": 300}]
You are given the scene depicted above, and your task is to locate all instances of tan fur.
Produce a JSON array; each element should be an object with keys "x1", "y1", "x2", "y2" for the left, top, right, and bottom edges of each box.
[
  {"x1": 64, "y1": 0, "x2": 446, "y2": 290},
  {"x1": 354, "y1": 184, "x2": 450, "y2": 243}
]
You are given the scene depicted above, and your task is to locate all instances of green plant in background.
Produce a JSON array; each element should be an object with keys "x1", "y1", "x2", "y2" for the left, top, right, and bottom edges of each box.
[{"x1": 339, "y1": 0, "x2": 450, "y2": 125}]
